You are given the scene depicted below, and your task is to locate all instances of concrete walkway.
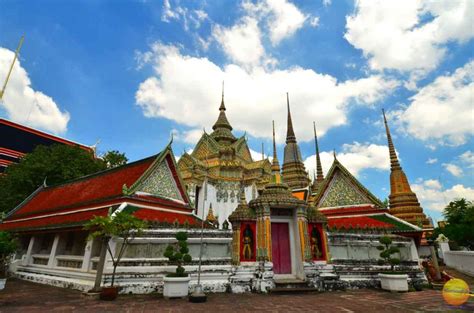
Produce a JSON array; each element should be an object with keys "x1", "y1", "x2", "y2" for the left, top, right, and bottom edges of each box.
[{"x1": 0, "y1": 278, "x2": 473, "y2": 313}]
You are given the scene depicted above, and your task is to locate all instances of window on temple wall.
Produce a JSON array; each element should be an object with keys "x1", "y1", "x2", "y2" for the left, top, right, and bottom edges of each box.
[
  {"x1": 195, "y1": 185, "x2": 201, "y2": 210},
  {"x1": 240, "y1": 223, "x2": 256, "y2": 262},
  {"x1": 309, "y1": 224, "x2": 326, "y2": 261}
]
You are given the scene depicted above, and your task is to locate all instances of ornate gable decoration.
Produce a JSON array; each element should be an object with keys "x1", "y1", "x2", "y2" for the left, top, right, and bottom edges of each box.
[
  {"x1": 233, "y1": 136, "x2": 253, "y2": 163},
  {"x1": 191, "y1": 133, "x2": 219, "y2": 160},
  {"x1": 320, "y1": 171, "x2": 370, "y2": 208},
  {"x1": 139, "y1": 160, "x2": 183, "y2": 201},
  {"x1": 316, "y1": 160, "x2": 384, "y2": 209}
]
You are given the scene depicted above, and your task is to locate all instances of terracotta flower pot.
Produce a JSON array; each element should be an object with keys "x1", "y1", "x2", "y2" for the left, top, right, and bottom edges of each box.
[{"x1": 100, "y1": 286, "x2": 119, "y2": 301}]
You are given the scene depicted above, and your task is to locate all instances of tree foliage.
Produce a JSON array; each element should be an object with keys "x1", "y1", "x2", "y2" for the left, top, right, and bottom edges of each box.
[
  {"x1": 84, "y1": 211, "x2": 147, "y2": 286},
  {"x1": 0, "y1": 144, "x2": 127, "y2": 214},
  {"x1": 377, "y1": 235, "x2": 400, "y2": 271},
  {"x1": 102, "y1": 150, "x2": 128, "y2": 169},
  {"x1": 0, "y1": 231, "x2": 18, "y2": 278},
  {"x1": 164, "y1": 231, "x2": 192, "y2": 277},
  {"x1": 442, "y1": 198, "x2": 474, "y2": 250}
]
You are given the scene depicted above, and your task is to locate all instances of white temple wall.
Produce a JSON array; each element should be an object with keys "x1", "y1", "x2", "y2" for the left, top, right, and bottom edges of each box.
[{"x1": 196, "y1": 183, "x2": 256, "y2": 227}]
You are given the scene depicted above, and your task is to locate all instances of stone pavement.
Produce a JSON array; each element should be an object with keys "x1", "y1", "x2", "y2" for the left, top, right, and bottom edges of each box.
[{"x1": 1, "y1": 279, "x2": 473, "y2": 313}]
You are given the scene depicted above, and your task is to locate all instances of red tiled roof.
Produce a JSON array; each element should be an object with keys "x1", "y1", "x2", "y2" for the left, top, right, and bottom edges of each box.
[
  {"x1": 6, "y1": 156, "x2": 156, "y2": 219},
  {"x1": 321, "y1": 205, "x2": 387, "y2": 217},
  {"x1": 328, "y1": 215, "x2": 393, "y2": 230}
]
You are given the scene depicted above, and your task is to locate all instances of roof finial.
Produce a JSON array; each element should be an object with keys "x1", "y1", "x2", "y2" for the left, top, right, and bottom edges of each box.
[
  {"x1": 286, "y1": 92, "x2": 297, "y2": 143},
  {"x1": 382, "y1": 109, "x2": 401, "y2": 169},
  {"x1": 333, "y1": 149, "x2": 337, "y2": 159},
  {"x1": 313, "y1": 121, "x2": 324, "y2": 182},
  {"x1": 43, "y1": 176, "x2": 48, "y2": 187},
  {"x1": 219, "y1": 81, "x2": 225, "y2": 111},
  {"x1": 271, "y1": 120, "x2": 281, "y2": 174}
]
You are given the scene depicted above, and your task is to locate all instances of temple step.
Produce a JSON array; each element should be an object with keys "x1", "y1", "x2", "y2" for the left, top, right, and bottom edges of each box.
[{"x1": 271, "y1": 279, "x2": 318, "y2": 294}]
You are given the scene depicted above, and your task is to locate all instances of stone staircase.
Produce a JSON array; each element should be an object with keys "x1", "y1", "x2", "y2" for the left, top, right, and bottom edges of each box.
[{"x1": 271, "y1": 278, "x2": 318, "y2": 294}]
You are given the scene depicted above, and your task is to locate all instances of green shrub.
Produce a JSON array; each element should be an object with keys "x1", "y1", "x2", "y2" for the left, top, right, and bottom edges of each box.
[
  {"x1": 377, "y1": 235, "x2": 401, "y2": 271},
  {"x1": 164, "y1": 231, "x2": 192, "y2": 277}
]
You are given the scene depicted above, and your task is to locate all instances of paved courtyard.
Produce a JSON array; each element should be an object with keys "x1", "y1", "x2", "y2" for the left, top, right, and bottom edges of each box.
[{"x1": 1, "y1": 279, "x2": 473, "y2": 313}]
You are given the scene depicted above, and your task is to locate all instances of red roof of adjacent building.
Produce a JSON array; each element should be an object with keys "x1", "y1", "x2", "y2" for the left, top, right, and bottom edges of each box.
[{"x1": 0, "y1": 145, "x2": 198, "y2": 232}]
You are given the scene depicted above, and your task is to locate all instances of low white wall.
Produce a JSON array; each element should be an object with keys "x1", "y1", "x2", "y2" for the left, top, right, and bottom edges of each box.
[{"x1": 444, "y1": 251, "x2": 474, "y2": 277}]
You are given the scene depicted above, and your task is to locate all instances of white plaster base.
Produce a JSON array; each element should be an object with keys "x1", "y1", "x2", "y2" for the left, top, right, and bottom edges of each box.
[
  {"x1": 163, "y1": 276, "x2": 191, "y2": 298},
  {"x1": 379, "y1": 274, "x2": 408, "y2": 292},
  {"x1": 0, "y1": 278, "x2": 6, "y2": 290}
]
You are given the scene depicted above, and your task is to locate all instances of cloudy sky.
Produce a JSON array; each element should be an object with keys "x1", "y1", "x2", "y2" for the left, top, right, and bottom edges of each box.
[{"x1": 1, "y1": 0, "x2": 473, "y2": 222}]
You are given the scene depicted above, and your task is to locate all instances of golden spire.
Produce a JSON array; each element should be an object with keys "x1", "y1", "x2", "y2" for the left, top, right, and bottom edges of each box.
[
  {"x1": 206, "y1": 203, "x2": 217, "y2": 224},
  {"x1": 1, "y1": 36, "x2": 24, "y2": 100},
  {"x1": 382, "y1": 109, "x2": 432, "y2": 229},
  {"x1": 211, "y1": 81, "x2": 236, "y2": 143},
  {"x1": 382, "y1": 109, "x2": 401, "y2": 170},
  {"x1": 313, "y1": 122, "x2": 324, "y2": 182}
]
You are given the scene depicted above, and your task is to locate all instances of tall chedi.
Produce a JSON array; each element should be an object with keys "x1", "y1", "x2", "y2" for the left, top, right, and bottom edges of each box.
[
  {"x1": 282, "y1": 93, "x2": 310, "y2": 189},
  {"x1": 383, "y1": 109, "x2": 432, "y2": 229},
  {"x1": 211, "y1": 84, "x2": 237, "y2": 144}
]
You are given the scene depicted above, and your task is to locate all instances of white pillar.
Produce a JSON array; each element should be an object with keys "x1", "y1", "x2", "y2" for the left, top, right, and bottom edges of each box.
[
  {"x1": 409, "y1": 239, "x2": 419, "y2": 262},
  {"x1": 47, "y1": 234, "x2": 60, "y2": 268},
  {"x1": 82, "y1": 239, "x2": 94, "y2": 271},
  {"x1": 23, "y1": 236, "x2": 35, "y2": 266}
]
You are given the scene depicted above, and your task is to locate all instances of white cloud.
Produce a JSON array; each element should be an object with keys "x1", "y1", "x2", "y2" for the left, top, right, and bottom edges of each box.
[
  {"x1": 309, "y1": 16, "x2": 320, "y2": 28},
  {"x1": 135, "y1": 43, "x2": 398, "y2": 144},
  {"x1": 249, "y1": 148, "x2": 273, "y2": 162},
  {"x1": 459, "y1": 150, "x2": 474, "y2": 168},
  {"x1": 161, "y1": 0, "x2": 208, "y2": 30},
  {"x1": 0, "y1": 47, "x2": 70, "y2": 134},
  {"x1": 174, "y1": 128, "x2": 203, "y2": 145},
  {"x1": 426, "y1": 158, "x2": 438, "y2": 164},
  {"x1": 212, "y1": 17, "x2": 267, "y2": 67},
  {"x1": 322, "y1": 0, "x2": 331, "y2": 7},
  {"x1": 443, "y1": 163, "x2": 463, "y2": 177},
  {"x1": 394, "y1": 61, "x2": 474, "y2": 146},
  {"x1": 304, "y1": 142, "x2": 390, "y2": 178},
  {"x1": 412, "y1": 180, "x2": 474, "y2": 212},
  {"x1": 423, "y1": 179, "x2": 442, "y2": 190},
  {"x1": 264, "y1": 0, "x2": 308, "y2": 44},
  {"x1": 345, "y1": 0, "x2": 474, "y2": 75}
]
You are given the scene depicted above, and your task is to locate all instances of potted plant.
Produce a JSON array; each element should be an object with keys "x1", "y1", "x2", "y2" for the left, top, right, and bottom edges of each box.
[
  {"x1": 84, "y1": 211, "x2": 147, "y2": 300},
  {"x1": 0, "y1": 231, "x2": 17, "y2": 290},
  {"x1": 163, "y1": 231, "x2": 192, "y2": 298},
  {"x1": 377, "y1": 235, "x2": 408, "y2": 292}
]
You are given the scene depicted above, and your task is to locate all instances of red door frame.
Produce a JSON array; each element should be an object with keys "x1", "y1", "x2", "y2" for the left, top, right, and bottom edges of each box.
[{"x1": 271, "y1": 222, "x2": 291, "y2": 274}]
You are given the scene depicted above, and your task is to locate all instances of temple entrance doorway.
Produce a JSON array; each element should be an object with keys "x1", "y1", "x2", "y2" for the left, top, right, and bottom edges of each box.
[{"x1": 271, "y1": 222, "x2": 291, "y2": 274}]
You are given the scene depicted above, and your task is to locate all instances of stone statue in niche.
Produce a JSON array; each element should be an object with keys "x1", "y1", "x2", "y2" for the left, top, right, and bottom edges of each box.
[
  {"x1": 242, "y1": 224, "x2": 254, "y2": 260},
  {"x1": 310, "y1": 227, "x2": 322, "y2": 259}
]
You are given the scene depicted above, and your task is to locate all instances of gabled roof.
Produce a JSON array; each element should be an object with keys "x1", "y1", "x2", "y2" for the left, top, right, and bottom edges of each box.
[
  {"x1": 327, "y1": 212, "x2": 422, "y2": 233},
  {"x1": 0, "y1": 144, "x2": 194, "y2": 232},
  {"x1": 313, "y1": 158, "x2": 385, "y2": 209}
]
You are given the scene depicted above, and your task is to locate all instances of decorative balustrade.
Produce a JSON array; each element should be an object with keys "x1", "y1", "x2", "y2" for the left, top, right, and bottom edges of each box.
[
  {"x1": 55, "y1": 255, "x2": 84, "y2": 269},
  {"x1": 31, "y1": 254, "x2": 49, "y2": 266}
]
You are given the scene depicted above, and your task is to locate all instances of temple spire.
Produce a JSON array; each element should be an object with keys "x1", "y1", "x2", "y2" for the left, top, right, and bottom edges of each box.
[
  {"x1": 219, "y1": 81, "x2": 225, "y2": 110},
  {"x1": 261, "y1": 142, "x2": 264, "y2": 160},
  {"x1": 286, "y1": 92, "x2": 296, "y2": 144},
  {"x1": 313, "y1": 122, "x2": 324, "y2": 182},
  {"x1": 271, "y1": 120, "x2": 280, "y2": 174},
  {"x1": 382, "y1": 109, "x2": 401, "y2": 170},
  {"x1": 211, "y1": 82, "x2": 236, "y2": 143}
]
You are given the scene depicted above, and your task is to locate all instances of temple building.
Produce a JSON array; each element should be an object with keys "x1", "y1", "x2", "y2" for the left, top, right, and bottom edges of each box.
[
  {"x1": 177, "y1": 92, "x2": 272, "y2": 226},
  {"x1": 0, "y1": 118, "x2": 93, "y2": 174},
  {"x1": 382, "y1": 110, "x2": 433, "y2": 230}
]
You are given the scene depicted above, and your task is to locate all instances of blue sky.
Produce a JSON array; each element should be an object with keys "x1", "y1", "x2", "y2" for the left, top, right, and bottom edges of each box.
[{"x1": 1, "y1": 0, "x2": 473, "y2": 222}]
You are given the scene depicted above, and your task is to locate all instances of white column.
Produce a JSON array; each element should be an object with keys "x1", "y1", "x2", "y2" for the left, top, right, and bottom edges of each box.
[
  {"x1": 409, "y1": 239, "x2": 419, "y2": 262},
  {"x1": 23, "y1": 236, "x2": 35, "y2": 266},
  {"x1": 47, "y1": 234, "x2": 60, "y2": 268},
  {"x1": 82, "y1": 239, "x2": 94, "y2": 271}
]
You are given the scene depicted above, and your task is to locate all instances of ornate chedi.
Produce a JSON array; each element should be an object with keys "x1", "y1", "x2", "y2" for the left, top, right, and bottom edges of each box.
[
  {"x1": 383, "y1": 110, "x2": 432, "y2": 229},
  {"x1": 177, "y1": 89, "x2": 272, "y2": 226},
  {"x1": 282, "y1": 93, "x2": 311, "y2": 190}
]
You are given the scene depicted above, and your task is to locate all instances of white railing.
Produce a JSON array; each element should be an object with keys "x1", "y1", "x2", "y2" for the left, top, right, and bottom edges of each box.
[{"x1": 444, "y1": 251, "x2": 474, "y2": 277}]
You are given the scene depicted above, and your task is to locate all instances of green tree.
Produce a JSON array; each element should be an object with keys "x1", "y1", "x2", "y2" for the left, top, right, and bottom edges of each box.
[
  {"x1": 84, "y1": 211, "x2": 147, "y2": 287},
  {"x1": 0, "y1": 145, "x2": 106, "y2": 213},
  {"x1": 0, "y1": 231, "x2": 18, "y2": 278},
  {"x1": 102, "y1": 150, "x2": 128, "y2": 168},
  {"x1": 442, "y1": 198, "x2": 474, "y2": 250},
  {"x1": 377, "y1": 236, "x2": 400, "y2": 271}
]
